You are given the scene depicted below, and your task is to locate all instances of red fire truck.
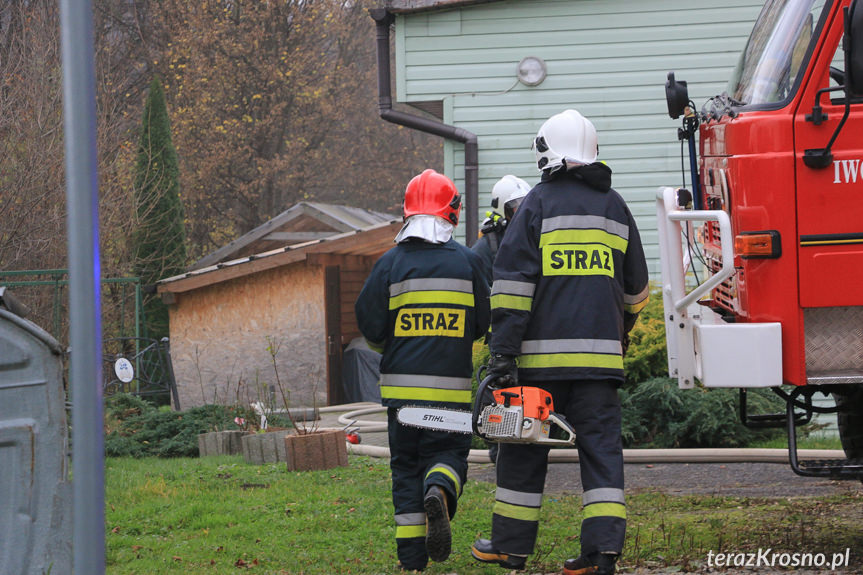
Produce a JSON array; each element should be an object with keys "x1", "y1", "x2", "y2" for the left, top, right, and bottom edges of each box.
[{"x1": 659, "y1": 0, "x2": 863, "y2": 476}]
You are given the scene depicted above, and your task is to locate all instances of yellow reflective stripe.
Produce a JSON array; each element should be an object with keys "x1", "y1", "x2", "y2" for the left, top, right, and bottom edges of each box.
[
  {"x1": 426, "y1": 465, "x2": 461, "y2": 494},
  {"x1": 381, "y1": 386, "x2": 472, "y2": 404},
  {"x1": 366, "y1": 340, "x2": 385, "y2": 353},
  {"x1": 389, "y1": 291, "x2": 474, "y2": 310},
  {"x1": 490, "y1": 293, "x2": 532, "y2": 311},
  {"x1": 583, "y1": 502, "x2": 626, "y2": 520},
  {"x1": 396, "y1": 524, "x2": 426, "y2": 539},
  {"x1": 540, "y1": 229, "x2": 628, "y2": 253},
  {"x1": 624, "y1": 297, "x2": 649, "y2": 314},
  {"x1": 494, "y1": 501, "x2": 541, "y2": 522},
  {"x1": 519, "y1": 353, "x2": 623, "y2": 370}
]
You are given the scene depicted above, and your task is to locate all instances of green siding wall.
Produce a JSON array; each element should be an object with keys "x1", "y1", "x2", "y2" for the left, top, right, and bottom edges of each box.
[{"x1": 393, "y1": 0, "x2": 765, "y2": 274}]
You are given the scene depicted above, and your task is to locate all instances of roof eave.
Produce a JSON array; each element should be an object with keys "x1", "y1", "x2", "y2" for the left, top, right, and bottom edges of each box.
[{"x1": 382, "y1": 0, "x2": 501, "y2": 14}]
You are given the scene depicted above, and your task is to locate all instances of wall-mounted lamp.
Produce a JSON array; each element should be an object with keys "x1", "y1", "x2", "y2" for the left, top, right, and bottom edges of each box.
[{"x1": 517, "y1": 56, "x2": 547, "y2": 86}]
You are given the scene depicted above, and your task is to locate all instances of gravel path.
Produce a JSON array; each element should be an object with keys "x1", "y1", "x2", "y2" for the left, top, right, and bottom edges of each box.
[{"x1": 470, "y1": 461, "x2": 863, "y2": 499}]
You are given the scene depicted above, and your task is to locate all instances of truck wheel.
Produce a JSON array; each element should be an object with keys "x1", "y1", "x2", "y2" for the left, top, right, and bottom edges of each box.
[{"x1": 834, "y1": 387, "x2": 863, "y2": 460}]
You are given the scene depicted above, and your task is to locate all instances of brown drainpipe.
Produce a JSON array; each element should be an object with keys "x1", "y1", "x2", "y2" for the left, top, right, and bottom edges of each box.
[{"x1": 370, "y1": 8, "x2": 479, "y2": 246}]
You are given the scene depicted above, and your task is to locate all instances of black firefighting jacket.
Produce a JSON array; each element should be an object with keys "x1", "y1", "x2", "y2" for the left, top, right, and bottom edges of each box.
[
  {"x1": 355, "y1": 238, "x2": 490, "y2": 408},
  {"x1": 489, "y1": 163, "x2": 649, "y2": 384},
  {"x1": 472, "y1": 214, "x2": 506, "y2": 286}
]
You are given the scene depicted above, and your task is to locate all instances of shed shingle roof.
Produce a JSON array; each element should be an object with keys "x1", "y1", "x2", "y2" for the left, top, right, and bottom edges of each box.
[
  {"x1": 158, "y1": 219, "x2": 401, "y2": 294},
  {"x1": 190, "y1": 202, "x2": 396, "y2": 271}
]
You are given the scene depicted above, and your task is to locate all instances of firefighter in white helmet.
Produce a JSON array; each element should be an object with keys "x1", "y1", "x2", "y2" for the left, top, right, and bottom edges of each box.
[
  {"x1": 471, "y1": 175, "x2": 532, "y2": 284},
  {"x1": 471, "y1": 110, "x2": 649, "y2": 575},
  {"x1": 472, "y1": 174, "x2": 532, "y2": 463}
]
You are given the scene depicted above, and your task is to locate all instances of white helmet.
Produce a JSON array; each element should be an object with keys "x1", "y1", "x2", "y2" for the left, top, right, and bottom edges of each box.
[
  {"x1": 490, "y1": 175, "x2": 531, "y2": 218},
  {"x1": 532, "y1": 109, "x2": 598, "y2": 172}
]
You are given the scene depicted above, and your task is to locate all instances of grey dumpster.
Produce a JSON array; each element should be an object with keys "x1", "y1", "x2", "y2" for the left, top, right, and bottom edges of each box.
[{"x1": 0, "y1": 308, "x2": 72, "y2": 575}]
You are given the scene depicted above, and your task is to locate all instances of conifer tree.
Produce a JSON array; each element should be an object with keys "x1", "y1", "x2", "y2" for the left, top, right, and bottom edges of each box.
[{"x1": 132, "y1": 76, "x2": 187, "y2": 339}]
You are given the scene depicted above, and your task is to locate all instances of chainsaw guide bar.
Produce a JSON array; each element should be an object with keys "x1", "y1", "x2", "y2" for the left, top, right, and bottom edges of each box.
[{"x1": 397, "y1": 406, "x2": 473, "y2": 434}]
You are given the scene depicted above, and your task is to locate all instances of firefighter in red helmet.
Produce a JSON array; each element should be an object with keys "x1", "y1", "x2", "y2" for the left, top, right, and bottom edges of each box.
[{"x1": 356, "y1": 169, "x2": 490, "y2": 571}]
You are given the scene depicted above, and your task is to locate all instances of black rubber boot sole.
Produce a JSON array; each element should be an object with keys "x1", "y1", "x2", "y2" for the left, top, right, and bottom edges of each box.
[
  {"x1": 564, "y1": 554, "x2": 616, "y2": 575},
  {"x1": 471, "y1": 540, "x2": 526, "y2": 570},
  {"x1": 424, "y1": 488, "x2": 451, "y2": 562}
]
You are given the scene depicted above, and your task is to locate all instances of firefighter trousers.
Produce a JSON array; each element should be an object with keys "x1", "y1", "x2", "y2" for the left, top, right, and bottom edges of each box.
[
  {"x1": 490, "y1": 380, "x2": 625, "y2": 557},
  {"x1": 387, "y1": 407, "x2": 472, "y2": 569}
]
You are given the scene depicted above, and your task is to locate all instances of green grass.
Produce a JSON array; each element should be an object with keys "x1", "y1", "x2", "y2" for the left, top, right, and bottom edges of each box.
[
  {"x1": 106, "y1": 455, "x2": 863, "y2": 574},
  {"x1": 747, "y1": 433, "x2": 843, "y2": 450}
]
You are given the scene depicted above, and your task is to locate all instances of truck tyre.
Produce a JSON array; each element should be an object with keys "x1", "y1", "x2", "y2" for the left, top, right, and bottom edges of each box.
[{"x1": 834, "y1": 387, "x2": 863, "y2": 461}]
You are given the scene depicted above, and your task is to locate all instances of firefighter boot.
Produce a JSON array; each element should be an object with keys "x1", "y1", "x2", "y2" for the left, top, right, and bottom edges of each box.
[
  {"x1": 563, "y1": 553, "x2": 618, "y2": 575},
  {"x1": 423, "y1": 485, "x2": 451, "y2": 562},
  {"x1": 470, "y1": 539, "x2": 527, "y2": 570}
]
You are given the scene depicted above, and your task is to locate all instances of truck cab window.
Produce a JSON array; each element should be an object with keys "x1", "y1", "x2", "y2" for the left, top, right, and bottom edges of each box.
[
  {"x1": 829, "y1": 34, "x2": 848, "y2": 99},
  {"x1": 727, "y1": 0, "x2": 827, "y2": 105}
]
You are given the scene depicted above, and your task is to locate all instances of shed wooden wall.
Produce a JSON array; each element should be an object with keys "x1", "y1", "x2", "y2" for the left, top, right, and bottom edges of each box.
[
  {"x1": 168, "y1": 263, "x2": 326, "y2": 409},
  {"x1": 341, "y1": 258, "x2": 378, "y2": 344},
  {"x1": 310, "y1": 253, "x2": 380, "y2": 347},
  {"x1": 394, "y1": 0, "x2": 764, "y2": 274}
]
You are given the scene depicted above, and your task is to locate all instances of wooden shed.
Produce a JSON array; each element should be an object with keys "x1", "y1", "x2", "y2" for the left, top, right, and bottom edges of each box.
[
  {"x1": 374, "y1": 0, "x2": 765, "y2": 274},
  {"x1": 157, "y1": 202, "x2": 400, "y2": 409}
]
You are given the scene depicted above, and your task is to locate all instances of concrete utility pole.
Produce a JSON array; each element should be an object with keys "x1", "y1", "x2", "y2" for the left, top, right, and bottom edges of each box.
[{"x1": 59, "y1": 1, "x2": 106, "y2": 573}]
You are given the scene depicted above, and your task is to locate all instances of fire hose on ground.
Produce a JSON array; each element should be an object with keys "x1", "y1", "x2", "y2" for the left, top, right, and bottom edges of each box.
[{"x1": 327, "y1": 404, "x2": 844, "y2": 465}]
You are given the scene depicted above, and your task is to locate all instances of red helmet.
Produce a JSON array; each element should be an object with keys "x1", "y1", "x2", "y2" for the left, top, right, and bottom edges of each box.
[{"x1": 403, "y1": 169, "x2": 461, "y2": 225}]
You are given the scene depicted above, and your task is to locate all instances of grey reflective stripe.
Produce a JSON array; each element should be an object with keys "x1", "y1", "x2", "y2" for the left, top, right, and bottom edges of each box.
[
  {"x1": 390, "y1": 278, "x2": 473, "y2": 296},
  {"x1": 381, "y1": 373, "x2": 472, "y2": 390},
  {"x1": 541, "y1": 214, "x2": 629, "y2": 241},
  {"x1": 624, "y1": 284, "x2": 650, "y2": 304},
  {"x1": 582, "y1": 488, "x2": 625, "y2": 506},
  {"x1": 491, "y1": 279, "x2": 536, "y2": 297},
  {"x1": 496, "y1": 486, "x2": 543, "y2": 507},
  {"x1": 395, "y1": 512, "x2": 426, "y2": 526},
  {"x1": 521, "y1": 338, "x2": 622, "y2": 356}
]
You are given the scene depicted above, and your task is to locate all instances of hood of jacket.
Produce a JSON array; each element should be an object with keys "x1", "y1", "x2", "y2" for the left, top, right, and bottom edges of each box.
[{"x1": 541, "y1": 162, "x2": 612, "y2": 192}]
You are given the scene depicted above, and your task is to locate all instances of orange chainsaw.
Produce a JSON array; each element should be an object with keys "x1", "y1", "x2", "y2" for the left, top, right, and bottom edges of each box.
[{"x1": 396, "y1": 373, "x2": 576, "y2": 446}]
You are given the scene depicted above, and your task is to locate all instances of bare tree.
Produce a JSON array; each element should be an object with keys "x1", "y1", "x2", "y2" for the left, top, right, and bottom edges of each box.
[
  {"x1": 155, "y1": 0, "x2": 441, "y2": 260},
  {"x1": 0, "y1": 0, "x2": 160, "y2": 340}
]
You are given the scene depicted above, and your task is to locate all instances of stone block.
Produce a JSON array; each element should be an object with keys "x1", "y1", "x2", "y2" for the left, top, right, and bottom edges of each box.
[
  {"x1": 197, "y1": 430, "x2": 248, "y2": 457},
  {"x1": 241, "y1": 430, "x2": 292, "y2": 465}
]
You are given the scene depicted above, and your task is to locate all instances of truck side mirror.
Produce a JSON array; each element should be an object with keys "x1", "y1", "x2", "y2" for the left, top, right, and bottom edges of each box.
[
  {"x1": 845, "y1": 0, "x2": 863, "y2": 97},
  {"x1": 804, "y1": 1, "x2": 863, "y2": 169},
  {"x1": 665, "y1": 72, "x2": 689, "y2": 119}
]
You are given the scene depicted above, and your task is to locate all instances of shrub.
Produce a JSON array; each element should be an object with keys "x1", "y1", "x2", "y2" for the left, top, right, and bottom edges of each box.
[
  {"x1": 104, "y1": 394, "x2": 258, "y2": 457},
  {"x1": 623, "y1": 288, "x2": 669, "y2": 388},
  {"x1": 620, "y1": 377, "x2": 784, "y2": 448}
]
